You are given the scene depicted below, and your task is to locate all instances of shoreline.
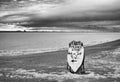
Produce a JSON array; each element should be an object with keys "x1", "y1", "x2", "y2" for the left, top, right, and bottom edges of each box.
[
  {"x1": 0, "y1": 39, "x2": 120, "y2": 82},
  {"x1": 0, "y1": 39, "x2": 119, "y2": 57}
]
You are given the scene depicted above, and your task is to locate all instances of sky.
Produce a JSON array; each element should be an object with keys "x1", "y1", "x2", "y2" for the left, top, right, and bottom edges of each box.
[{"x1": 0, "y1": 0, "x2": 120, "y2": 32}]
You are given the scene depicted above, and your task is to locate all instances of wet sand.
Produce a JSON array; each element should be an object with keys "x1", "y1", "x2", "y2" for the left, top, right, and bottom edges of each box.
[{"x1": 0, "y1": 39, "x2": 120, "y2": 82}]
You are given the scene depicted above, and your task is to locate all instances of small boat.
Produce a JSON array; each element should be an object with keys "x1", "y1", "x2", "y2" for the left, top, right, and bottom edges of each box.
[{"x1": 67, "y1": 40, "x2": 85, "y2": 74}]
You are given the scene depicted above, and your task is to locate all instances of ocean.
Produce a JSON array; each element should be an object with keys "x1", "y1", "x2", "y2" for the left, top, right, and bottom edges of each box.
[{"x1": 0, "y1": 32, "x2": 120, "y2": 56}]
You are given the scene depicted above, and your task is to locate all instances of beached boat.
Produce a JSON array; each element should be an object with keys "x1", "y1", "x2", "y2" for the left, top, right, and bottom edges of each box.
[{"x1": 67, "y1": 40, "x2": 85, "y2": 74}]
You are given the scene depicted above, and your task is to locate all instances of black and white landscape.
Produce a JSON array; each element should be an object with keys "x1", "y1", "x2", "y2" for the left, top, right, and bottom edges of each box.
[{"x1": 0, "y1": 0, "x2": 120, "y2": 82}]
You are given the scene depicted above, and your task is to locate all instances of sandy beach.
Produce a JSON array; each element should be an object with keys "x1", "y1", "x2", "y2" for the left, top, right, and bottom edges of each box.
[
  {"x1": 0, "y1": 39, "x2": 120, "y2": 82},
  {"x1": 0, "y1": 0, "x2": 120, "y2": 82}
]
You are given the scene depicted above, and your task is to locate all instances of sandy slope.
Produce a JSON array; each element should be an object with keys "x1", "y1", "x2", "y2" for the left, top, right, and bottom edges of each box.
[{"x1": 0, "y1": 39, "x2": 120, "y2": 82}]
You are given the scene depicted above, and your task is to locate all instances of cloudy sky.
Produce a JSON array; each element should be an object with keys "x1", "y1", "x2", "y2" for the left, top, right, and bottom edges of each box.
[{"x1": 0, "y1": 0, "x2": 120, "y2": 32}]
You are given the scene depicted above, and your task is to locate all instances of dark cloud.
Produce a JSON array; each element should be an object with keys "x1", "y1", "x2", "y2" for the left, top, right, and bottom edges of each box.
[{"x1": 0, "y1": 0, "x2": 120, "y2": 32}]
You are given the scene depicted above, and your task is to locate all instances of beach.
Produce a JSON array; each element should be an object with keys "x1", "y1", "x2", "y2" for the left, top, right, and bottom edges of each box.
[
  {"x1": 0, "y1": 39, "x2": 120, "y2": 82},
  {"x1": 0, "y1": 0, "x2": 120, "y2": 81}
]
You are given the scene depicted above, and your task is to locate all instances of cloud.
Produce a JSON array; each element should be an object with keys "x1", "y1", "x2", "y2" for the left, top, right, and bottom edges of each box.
[
  {"x1": 0, "y1": 0, "x2": 120, "y2": 22},
  {"x1": 1, "y1": 15, "x2": 30, "y2": 22},
  {"x1": 0, "y1": 23, "x2": 32, "y2": 31},
  {"x1": 0, "y1": 0, "x2": 120, "y2": 32}
]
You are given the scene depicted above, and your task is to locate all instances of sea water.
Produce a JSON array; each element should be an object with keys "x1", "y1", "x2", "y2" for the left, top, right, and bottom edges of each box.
[{"x1": 0, "y1": 32, "x2": 120, "y2": 56}]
